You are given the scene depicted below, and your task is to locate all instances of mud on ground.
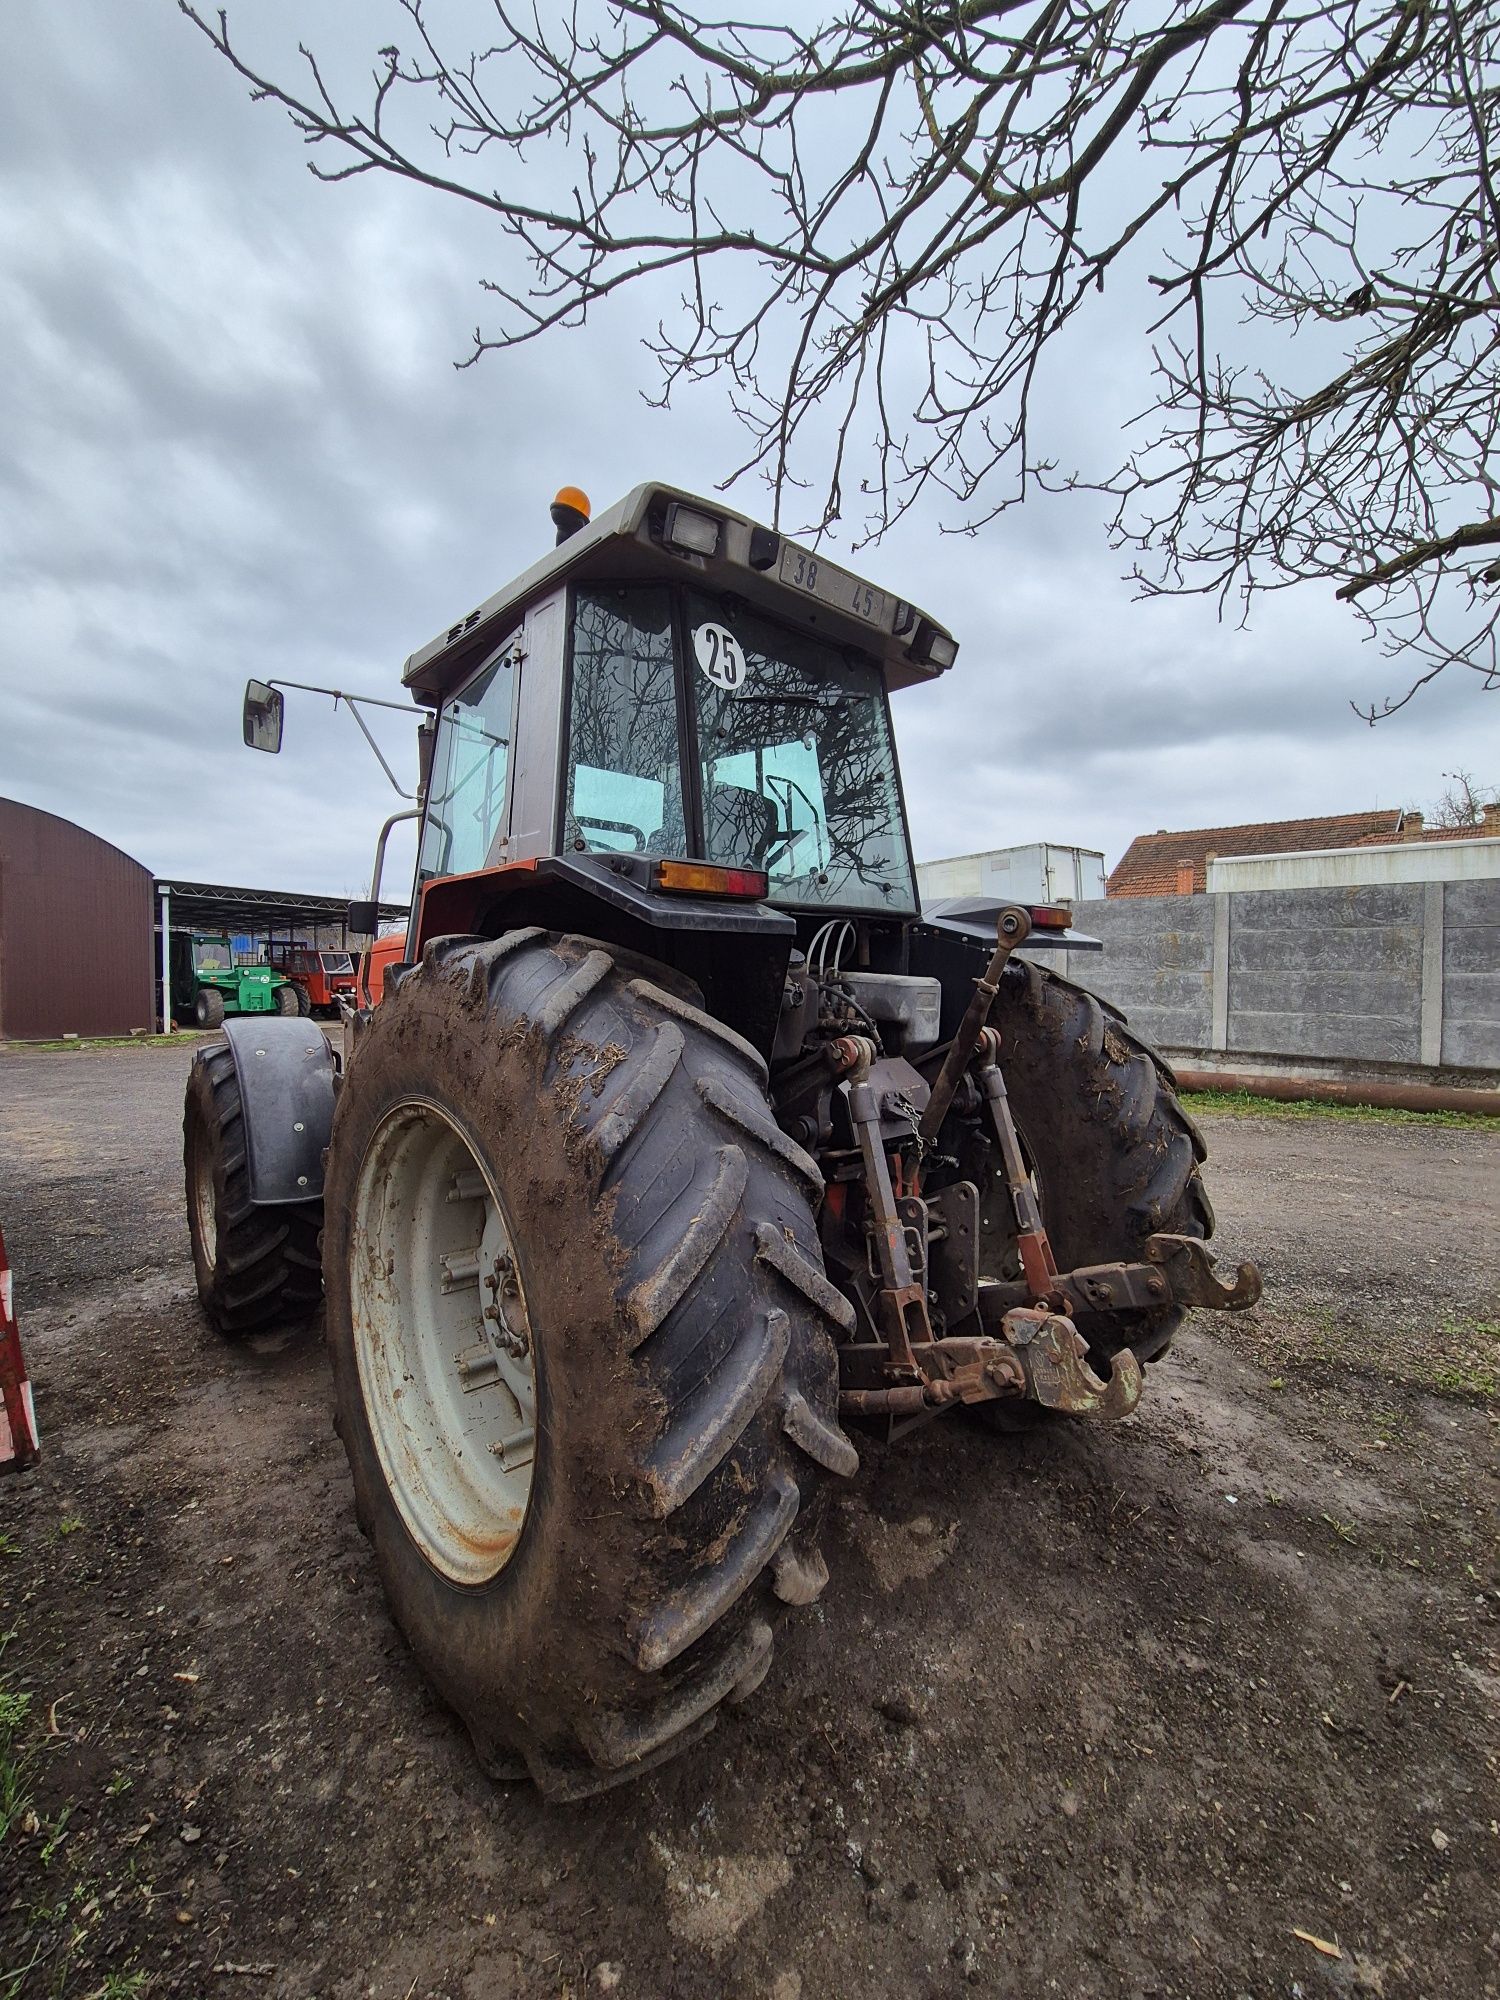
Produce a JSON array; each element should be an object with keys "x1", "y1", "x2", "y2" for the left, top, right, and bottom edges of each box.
[{"x1": 1, "y1": 1041, "x2": 1497, "y2": 1999}]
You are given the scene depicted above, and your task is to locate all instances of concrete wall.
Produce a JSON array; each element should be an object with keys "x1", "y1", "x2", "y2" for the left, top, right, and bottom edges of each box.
[
  {"x1": 1035, "y1": 879, "x2": 1500, "y2": 1076},
  {"x1": 1443, "y1": 880, "x2": 1500, "y2": 1069},
  {"x1": 1207, "y1": 835, "x2": 1500, "y2": 892}
]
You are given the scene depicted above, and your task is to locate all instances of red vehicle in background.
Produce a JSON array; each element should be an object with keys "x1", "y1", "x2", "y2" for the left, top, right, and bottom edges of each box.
[
  {"x1": 357, "y1": 930, "x2": 407, "y2": 1009},
  {"x1": 1, "y1": 1224, "x2": 40, "y2": 1473},
  {"x1": 266, "y1": 942, "x2": 359, "y2": 1016}
]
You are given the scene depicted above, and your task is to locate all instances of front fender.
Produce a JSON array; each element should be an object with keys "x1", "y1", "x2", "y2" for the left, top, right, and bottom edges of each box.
[{"x1": 221, "y1": 1017, "x2": 336, "y2": 1204}]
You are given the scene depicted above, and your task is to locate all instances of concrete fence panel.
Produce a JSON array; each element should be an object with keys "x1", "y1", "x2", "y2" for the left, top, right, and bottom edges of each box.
[
  {"x1": 1442, "y1": 878, "x2": 1500, "y2": 1070},
  {"x1": 1047, "y1": 880, "x2": 1498, "y2": 1079},
  {"x1": 1226, "y1": 883, "x2": 1424, "y2": 1066}
]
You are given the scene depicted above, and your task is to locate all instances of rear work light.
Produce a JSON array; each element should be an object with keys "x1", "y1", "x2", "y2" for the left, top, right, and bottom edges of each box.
[
  {"x1": 1029, "y1": 904, "x2": 1072, "y2": 930},
  {"x1": 663, "y1": 502, "x2": 721, "y2": 558},
  {"x1": 909, "y1": 617, "x2": 960, "y2": 670},
  {"x1": 654, "y1": 860, "x2": 769, "y2": 900}
]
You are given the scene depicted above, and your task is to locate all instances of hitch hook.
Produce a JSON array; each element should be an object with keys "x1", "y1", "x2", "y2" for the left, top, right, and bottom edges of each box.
[
  {"x1": 1003, "y1": 1306, "x2": 1143, "y2": 1422},
  {"x1": 1143, "y1": 1234, "x2": 1262, "y2": 1311}
]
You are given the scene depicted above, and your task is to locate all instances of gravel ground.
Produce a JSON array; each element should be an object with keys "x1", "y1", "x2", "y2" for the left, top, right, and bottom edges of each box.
[{"x1": 1, "y1": 1038, "x2": 1497, "y2": 2000}]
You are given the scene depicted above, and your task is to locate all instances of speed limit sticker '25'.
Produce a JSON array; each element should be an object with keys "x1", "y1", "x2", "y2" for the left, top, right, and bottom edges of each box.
[{"x1": 693, "y1": 622, "x2": 747, "y2": 691}]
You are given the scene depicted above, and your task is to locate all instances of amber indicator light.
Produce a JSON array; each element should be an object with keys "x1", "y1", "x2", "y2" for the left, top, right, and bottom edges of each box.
[{"x1": 655, "y1": 860, "x2": 769, "y2": 900}]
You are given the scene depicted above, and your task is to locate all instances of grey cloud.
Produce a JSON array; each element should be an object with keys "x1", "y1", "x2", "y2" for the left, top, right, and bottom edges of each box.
[{"x1": 1, "y1": 2, "x2": 1495, "y2": 904}]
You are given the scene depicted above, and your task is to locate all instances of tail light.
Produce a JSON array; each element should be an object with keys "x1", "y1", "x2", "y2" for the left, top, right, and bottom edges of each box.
[
  {"x1": 1029, "y1": 905, "x2": 1072, "y2": 930},
  {"x1": 654, "y1": 860, "x2": 769, "y2": 900}
]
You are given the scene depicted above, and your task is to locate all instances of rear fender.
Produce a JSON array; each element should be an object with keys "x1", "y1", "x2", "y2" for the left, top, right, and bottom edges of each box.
[
  {"x1": 414, "y1": 854, "x2": 795, "y2": 1057},
  {"x1": 221, "y1": 1017, "x2": 336, "y2": 1204}
]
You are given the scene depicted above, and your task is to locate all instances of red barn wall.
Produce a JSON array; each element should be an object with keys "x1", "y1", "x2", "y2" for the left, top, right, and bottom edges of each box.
[{"x1": 0, "y1": 799, "x2": 155, "y2": 1038}]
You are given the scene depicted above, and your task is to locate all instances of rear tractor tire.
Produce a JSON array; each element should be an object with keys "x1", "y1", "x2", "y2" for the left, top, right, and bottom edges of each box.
[
  {"x1": 183, "y1": 1045, "x2": 325, "y2": 1337},
  {"x1": 195, "y1": 987, "x2": 225, "y2": 1029},
  {"x1": 321, "y1": 929, "x2": 858, "y2": 1800},
  {"x1": 963, "y1": 959, "x2": 1213, "y2": 1427}
]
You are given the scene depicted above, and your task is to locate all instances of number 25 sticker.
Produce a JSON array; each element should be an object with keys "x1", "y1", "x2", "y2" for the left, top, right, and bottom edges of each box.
[{"x1": 693, "y1": 622, "x2": 746, "y2": 691}]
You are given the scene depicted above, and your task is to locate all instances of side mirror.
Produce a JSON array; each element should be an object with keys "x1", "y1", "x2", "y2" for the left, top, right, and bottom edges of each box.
[
  {"x1": 347, "y1": 899, "x2": 380, "y2": 939},
  {"x1": 243, "y1": 679, "x2": 284, "y2": 753}
]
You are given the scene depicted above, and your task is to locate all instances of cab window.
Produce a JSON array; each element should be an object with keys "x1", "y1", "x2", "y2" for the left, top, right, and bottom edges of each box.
[
  {"x1": 563, "y1": 587, "x2": 687, "y2": 856},
  {"x1": 687, "y1": 592, "x2": 916, "y2": 913},
  {"x1": 419, "y1": 639, "x2": 518, "y2": 881}
]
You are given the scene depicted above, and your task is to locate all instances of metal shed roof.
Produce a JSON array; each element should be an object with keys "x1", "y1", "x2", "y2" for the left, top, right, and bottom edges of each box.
[{"x1": 154, "y1": 879, "x2": 406, "y2": 936}]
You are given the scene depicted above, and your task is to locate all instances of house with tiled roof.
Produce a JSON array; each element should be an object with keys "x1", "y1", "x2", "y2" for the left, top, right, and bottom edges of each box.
[{"x1": 1107, "y1": 810, "x2": 1403, "y2": 897}]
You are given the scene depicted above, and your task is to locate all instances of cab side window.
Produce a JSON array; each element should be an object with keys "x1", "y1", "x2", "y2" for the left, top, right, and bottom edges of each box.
[
  {"x1": 564, "y1": 587, "x2": 687, "y2": 857},
  {"x1": 419, "y1": 638, "x2": 518, "y2": 881}
]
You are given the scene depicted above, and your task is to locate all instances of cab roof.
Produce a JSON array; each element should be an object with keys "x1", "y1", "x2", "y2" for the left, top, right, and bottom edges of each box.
[{"x1": 402, "y1": 482, "x2": 959, "y2": 707}]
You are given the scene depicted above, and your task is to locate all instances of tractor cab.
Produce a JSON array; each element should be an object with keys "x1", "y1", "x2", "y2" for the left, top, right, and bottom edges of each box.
[
  {"x1": 399, "y1": 484, "x2": 971, "y2": 1044},
  {"x1": 403, "y1": 490, "x2": 955, "y2": 889}
]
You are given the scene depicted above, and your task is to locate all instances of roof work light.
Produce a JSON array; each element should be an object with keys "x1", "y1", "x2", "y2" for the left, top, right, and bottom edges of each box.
[{"x1": 663, "y1": 502, "x2": 722, "y2": 558}]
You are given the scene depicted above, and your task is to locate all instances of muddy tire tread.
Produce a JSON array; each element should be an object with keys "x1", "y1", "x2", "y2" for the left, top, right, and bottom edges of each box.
[
  {"x1": 327, "y1": 930, "x2": 856, "y2": 1800},
  {"x1": 183, "y1": 1045, "x2": 323, "y2": 1338},
  {"x1": 1002, "y1": 959, "x2": 1213, "y2": 1364}
]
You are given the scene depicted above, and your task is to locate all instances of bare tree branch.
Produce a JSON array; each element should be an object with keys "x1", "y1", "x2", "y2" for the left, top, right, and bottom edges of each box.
[{"x1": 182, "y1": 0, "x2": 1500, "y2": 712}]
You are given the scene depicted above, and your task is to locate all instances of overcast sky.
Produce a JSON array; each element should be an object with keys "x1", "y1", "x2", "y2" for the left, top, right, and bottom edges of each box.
[{"x1": 3, "y1": 4, "x2": 1497, "y2": 906}]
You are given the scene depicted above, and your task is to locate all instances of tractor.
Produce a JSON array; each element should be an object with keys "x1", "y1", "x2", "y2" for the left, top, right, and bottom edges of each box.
[
  {"x1": 184, "y1": 483, "x2": 1260, "y2": 1801},
  {"x1": 169, "y1": 930, "x2": 298, "y2": 1028},
  {"x1": 265, "y1": 940, "x2": 360, "y2": 1016}
]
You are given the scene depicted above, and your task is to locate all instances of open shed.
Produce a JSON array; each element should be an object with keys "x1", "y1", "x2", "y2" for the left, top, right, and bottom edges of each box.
[{"x1": 153, "y1": 879, "x2": 407, "y2": 1027}]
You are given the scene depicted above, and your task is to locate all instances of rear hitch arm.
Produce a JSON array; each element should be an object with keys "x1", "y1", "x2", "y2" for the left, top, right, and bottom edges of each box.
[
  {"x1": 837, "y1": 1309, "x2": 1141, "y2": 1424},
  {"x1": 918, "y1": 906, "x2": 1031, "y2": 1148}
]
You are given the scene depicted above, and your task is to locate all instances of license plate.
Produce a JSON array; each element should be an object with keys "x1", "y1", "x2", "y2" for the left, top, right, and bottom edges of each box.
[{"x1": 778, "y1": 544, "x2": 887, "y2": 627}]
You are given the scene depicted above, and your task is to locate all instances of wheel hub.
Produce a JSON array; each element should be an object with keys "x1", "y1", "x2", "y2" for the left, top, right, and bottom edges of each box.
[{"x1": 351, "y1": 1100, "x2": 537, "y2": 1586}]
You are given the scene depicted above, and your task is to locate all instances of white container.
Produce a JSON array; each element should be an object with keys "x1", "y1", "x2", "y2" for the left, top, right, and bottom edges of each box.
[{"x1": 916, "y1": 843, "x2": 1106, "y2": 907}]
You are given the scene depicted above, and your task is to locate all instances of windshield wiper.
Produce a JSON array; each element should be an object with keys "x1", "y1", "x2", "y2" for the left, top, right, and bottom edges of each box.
[{"x1": 729, "y1": 692, "x2": 843, "y2": 714}]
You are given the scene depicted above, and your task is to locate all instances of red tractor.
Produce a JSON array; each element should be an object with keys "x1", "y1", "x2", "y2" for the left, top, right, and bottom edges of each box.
[
  {"x1": 188, "y1": 483, "x2": 1259, "y2": 1799},
  {"x1": 265, "y1": 941, "x2": 359, "y2": 1015}
]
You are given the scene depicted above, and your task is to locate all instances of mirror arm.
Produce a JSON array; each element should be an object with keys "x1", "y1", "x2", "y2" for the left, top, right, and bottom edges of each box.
[
  {"x1": 265, "y1": 679, "x2": 417, "y2": 799},
  {"x1": 340, "y1": 698, "x2": 414, "y2": 799}
]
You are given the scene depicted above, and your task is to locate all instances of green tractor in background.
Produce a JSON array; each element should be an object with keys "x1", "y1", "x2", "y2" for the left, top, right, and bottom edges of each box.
[{"x1": 169, "y1": 931, "x2": 299, "y2": 1029}]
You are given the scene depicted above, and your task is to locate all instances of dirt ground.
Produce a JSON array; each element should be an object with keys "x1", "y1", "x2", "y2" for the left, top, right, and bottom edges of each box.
[{"x1": 1, "y1": 1038, "x2": 1497, "y2": 2000}]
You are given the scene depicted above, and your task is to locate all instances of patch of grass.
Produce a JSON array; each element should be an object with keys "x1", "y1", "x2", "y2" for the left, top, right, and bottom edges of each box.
[
  {"x1": 0, "y1": 1533, "x2": 17, "y2": 1560},
  {"x1": 94, "y1": 1972, "x2": 152, "y2": 1999},
  {"x1": 57, "y1": 1516, "x2": 85, "y2": 1538},
  {"x1": 1181, "y1": 1086, "x2": 1496, "y2": 1131},
  {"x1": 0, "y1": 1638, "x2": 33, "y2": 1847},
  {"x1": 38, "y1": 1807, "x2": 70, "y2": 1867},
  {"x1": 0, "y1": 1033, "x2": 198, "y2": 1055},
  {"x1": 1427, "y1": 1315, "x2": 1500, "y2": 1401}
]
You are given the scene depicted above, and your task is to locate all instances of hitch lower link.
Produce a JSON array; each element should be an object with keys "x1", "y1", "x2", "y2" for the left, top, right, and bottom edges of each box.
[
  {"x1": 835, "y1": 905, "x2": 1262, "y2": 1430},
  {"x1": 839, "y1": 1310, "x2": 1143, "y2": 1425}
]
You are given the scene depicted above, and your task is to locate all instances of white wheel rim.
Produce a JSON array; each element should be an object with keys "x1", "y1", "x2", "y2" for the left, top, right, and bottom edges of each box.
[
  {"x1": 351, "y1": 1099, "x2": 538, "y2": 1587},
  {"x1": 191, "y1": 1133, "x2": 218, "y2": 1265}
]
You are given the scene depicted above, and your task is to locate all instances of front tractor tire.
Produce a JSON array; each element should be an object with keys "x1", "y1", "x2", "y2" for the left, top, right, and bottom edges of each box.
[
  {"x1": 274, "y1": 983, "x2": 299, "y2": 1017},
  {"x1": 194, "y1": 986, "x2": 225, "y2": 1029},
  {"x1": 183, "y1": 1045, "x2": 325, "y2": 1337},
  {"x1": 322, "y1": 929, "x2": 857, "y2": 1801}
]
